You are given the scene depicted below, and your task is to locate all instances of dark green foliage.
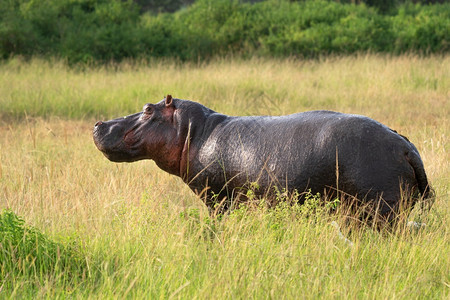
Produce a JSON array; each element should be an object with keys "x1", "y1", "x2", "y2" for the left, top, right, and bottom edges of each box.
[
  {"x1": 0, "y1": 0, "x2": 448, "y2": 63},
  {"x1": 391, "y1": 3, "x2": 450, "y2": 54},
  {"x1": 0, "y1": 210, "x2": 86, "y2": 290}
]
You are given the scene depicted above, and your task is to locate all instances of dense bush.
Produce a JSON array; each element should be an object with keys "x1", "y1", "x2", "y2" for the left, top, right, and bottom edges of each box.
[
  {"x1": 0, "y1": 210, "x2": 86, "y2": 289},
  {"x1": 0, "y1": 0, "x2": 448, "y2": 63}
]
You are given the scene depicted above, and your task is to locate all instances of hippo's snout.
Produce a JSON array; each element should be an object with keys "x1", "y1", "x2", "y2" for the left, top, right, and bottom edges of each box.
[
  {"x1": 93, "y1": 120, "x2": 105, "y2": 137},
  {"x1": 92, "y1": 115, "x2": 147, "y2": 163},
  {"x1": 93, "y1": 121, "x2": 127, "y2": 162},
  {"x1": 92, "y1": 120, "x2": 107, "y2": 143},
  {"x1": 92, "y1": 121, "x2": 107, "y2": 152}
]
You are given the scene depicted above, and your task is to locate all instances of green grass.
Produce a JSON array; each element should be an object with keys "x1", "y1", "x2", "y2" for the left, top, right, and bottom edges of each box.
[{"x1": 0, "y1": 55, "x2": 449, "y2": 298}]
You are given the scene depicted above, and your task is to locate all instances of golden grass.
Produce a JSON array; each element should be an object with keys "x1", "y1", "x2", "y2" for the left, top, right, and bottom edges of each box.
[{"x1": 0, "y1": 54, "x2": 449, "y2": 298}]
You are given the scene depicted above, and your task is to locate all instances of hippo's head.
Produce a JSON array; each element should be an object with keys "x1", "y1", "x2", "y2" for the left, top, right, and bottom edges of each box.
[{"x1": 93, "y1": 95, "x2": 206, "y2": 176}]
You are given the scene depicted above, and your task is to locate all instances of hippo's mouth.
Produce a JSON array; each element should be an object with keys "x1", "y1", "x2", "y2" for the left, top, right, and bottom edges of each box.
[{"x1": 93, "y1": 139, "x2": 136, "y2": 163}]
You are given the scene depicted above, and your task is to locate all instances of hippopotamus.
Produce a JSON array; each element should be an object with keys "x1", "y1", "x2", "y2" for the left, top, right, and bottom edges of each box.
[{"x1": 93, "y1": 95, "x2": 432, "y2": 219}]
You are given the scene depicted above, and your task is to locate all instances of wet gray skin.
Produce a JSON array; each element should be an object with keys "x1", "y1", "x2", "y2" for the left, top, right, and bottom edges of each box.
[{"x1": 93, "y1": 95, "x2": 432, "y2": 219}]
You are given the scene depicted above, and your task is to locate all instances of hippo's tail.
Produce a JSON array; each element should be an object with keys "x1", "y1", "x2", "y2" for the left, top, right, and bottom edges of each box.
[{"x1": 406, "y1": 149, "x2": 435, "y2": 210}]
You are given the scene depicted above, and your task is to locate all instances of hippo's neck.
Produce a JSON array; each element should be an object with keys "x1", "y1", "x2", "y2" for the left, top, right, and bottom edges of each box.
[{"x1": 179, "y1": 113, "x2": 229, "y2": 181}]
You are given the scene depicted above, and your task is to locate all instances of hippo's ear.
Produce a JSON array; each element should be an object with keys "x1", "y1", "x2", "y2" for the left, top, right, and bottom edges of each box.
[{"x1": 165, "y1": 95, "x2": 173, "y2": 107}]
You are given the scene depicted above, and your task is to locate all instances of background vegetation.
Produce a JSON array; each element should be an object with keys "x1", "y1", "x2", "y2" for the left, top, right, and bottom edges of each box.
[
  {"x1": 1, "y1": 0, "x2": 449, "y2": 63},
  {"x1": 0, "y1": 55, "x2": 448, "y2": 297}
]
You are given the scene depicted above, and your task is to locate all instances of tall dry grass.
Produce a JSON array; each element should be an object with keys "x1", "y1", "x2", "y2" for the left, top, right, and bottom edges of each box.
[{"x1": 0, "y1": 54, "x2": 448, "y2": 298}]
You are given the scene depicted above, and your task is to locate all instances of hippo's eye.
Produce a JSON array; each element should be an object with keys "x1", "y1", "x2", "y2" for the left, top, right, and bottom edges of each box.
[
  {"x1": 141, "y1": 104, "x2": 154, "y2": 121},
  {"x1": 143, "y1": 104, "x2": 153, "y2": 115}
]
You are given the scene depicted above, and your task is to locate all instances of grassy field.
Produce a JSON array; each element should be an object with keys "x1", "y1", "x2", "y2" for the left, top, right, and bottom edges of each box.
[{"x1": 0, "y1": 55, "x2": 449, "y2": 298}]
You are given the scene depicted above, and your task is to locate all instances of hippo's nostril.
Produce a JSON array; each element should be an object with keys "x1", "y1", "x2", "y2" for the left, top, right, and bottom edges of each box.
[{"x1": 95, "y1": 121, "x2": 103, "y2": 127}]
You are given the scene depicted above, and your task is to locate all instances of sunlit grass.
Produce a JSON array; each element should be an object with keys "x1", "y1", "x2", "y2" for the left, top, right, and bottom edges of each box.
[
  {"x1": 0, "y1": 55, "x2": 449, "y2": 298},
  {"x1": 2, "y1": 55, "x2": 449, "y2": 122}
]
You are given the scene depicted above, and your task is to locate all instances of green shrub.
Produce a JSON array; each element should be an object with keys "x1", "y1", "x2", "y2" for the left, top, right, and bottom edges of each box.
[
  {"x1": 391, "y1": 3, "x2": 450, "y2": 53},
  {"x1": 0, "y1": 1, "x2": 38, "y2": 58},
  {"x1": 0, "y1": 210, "x2": 86, "y2": 290}
]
